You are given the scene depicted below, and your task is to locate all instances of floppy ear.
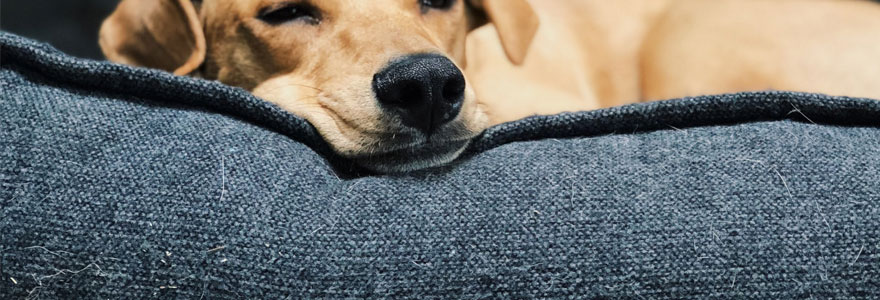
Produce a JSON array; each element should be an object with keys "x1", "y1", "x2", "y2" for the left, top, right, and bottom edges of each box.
[
  {"x1": 99, "y1": 0, "x2": 206, "y2": 76},
  {"x1": 469, "y1": 0, "x2": 540, "y2": 65}
]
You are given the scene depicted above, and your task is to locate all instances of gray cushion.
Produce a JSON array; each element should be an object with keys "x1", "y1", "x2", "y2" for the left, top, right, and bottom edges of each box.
[{"x1": 2, "y1": 32, "x2": 879, "y2": 299}]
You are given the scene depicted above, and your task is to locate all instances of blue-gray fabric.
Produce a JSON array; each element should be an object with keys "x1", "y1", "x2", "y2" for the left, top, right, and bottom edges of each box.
[{"x1": 1, "y1": 32, "x2": 879, "y2": 299}]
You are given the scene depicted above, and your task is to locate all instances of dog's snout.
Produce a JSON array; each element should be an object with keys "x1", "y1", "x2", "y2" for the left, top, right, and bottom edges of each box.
[{"x1": 372, "y1": 54, "x2": 465, "y2": 136}]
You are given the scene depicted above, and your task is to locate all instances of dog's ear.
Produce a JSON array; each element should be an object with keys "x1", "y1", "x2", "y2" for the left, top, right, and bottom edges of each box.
[
  {"x1": 468, "y1": 0, "x2": 540, "y2": 65},
  {"x1": 99, "y1": 0, "x2": 206, "y2": 76}
]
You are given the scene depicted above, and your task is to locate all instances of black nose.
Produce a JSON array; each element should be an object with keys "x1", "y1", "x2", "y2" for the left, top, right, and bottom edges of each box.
[{"x1": 372, "y1": 54, "x2": 465, "y2": 135}]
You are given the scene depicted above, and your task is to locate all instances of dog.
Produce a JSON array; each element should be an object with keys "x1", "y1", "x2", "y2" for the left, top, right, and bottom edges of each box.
[{"x1": 99, "y1": 0, "x2": 880, "y2": 172}]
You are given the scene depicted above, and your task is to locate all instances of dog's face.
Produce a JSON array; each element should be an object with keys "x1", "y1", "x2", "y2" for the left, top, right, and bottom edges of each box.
[
  {"x1": 205, "y1": 0, "x2": 484, "y2": 172},
  {"x1": 100, "y1": 0, "x2": 538, "y2": 172}
]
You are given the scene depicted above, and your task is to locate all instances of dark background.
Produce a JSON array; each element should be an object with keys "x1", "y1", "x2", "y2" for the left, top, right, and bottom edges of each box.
[{"x1": 1, "y1": 0, "x2": 119, "y2": 59}]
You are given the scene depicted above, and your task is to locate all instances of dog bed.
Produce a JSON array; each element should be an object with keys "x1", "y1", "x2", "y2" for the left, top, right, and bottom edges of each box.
[{"x1": 2, "y1": 32, "x2": 879, "y2": 299}]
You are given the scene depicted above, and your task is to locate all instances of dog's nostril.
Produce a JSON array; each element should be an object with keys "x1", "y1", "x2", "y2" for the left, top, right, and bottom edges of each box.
[
  {"x1": 396, "y1": 81, "x2": 425, "y2": 108},
  {"x1": 438, "y1": 76, "x2": 465, "y2": 126},
  {"x1": 441, "y1": 76, "x2": 465, "y2": 103}
]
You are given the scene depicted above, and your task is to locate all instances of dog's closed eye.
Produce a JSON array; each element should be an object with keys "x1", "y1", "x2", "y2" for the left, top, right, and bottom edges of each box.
[
  {"x1": 420, "y1": 0, "x2": 456, "y2": 12},
  {"x1": 258, "y1": 2, "x2": 321, "y2": 25}
]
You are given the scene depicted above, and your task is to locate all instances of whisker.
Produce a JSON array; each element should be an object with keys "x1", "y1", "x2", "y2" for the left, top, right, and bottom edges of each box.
[
  {"x1": 256, "y1": 82, "x2": 325, "y2": 95},
  {"x1": 289, "y1": 83, "x2": 324, "y2": 92},
  {"x1": 294, "y1": 95, "x2": 322, "y2": 103}
]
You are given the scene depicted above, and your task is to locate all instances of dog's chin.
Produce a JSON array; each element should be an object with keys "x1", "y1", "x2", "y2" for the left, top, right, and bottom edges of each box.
[{"x1": 351, "y1": 139, "x2": 472, "y2": 173}]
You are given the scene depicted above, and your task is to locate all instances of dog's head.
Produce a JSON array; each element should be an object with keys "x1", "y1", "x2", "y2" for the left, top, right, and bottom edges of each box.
[{"x1": 99, "y1": 0, "x2": 538, "y2": 172}]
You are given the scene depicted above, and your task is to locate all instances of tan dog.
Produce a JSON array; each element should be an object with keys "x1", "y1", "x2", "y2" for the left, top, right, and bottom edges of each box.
[{"x1": 100, "y1": 0, "x2": 880, "y2": 172}]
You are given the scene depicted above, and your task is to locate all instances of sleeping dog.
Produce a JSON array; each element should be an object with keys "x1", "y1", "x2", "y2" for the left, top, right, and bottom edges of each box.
[{"x1": 100, "y1": 0, "x2": 880, "y2": 172}]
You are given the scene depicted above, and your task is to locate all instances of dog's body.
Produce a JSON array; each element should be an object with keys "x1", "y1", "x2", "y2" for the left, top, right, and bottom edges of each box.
[
  {"x1": 100, "y1": 0, "x2": 880, "y2": 172},
  {"x1": 468, "y1": 0, "x2": 880, "y2": 123}
]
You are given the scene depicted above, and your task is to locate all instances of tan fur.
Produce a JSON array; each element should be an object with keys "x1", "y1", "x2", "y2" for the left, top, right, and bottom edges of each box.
[
  {"x1": 468, "y1": 0, "x2": 880, "y2": 124},
  {"x1": 100, "y1": 0, "x2": 880, "y2": 171}
]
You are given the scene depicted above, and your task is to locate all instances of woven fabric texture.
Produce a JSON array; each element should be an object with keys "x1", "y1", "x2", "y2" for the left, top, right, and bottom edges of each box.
[{"x1": 2, "y1": 32, "x2": 879, "y2": 299}]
